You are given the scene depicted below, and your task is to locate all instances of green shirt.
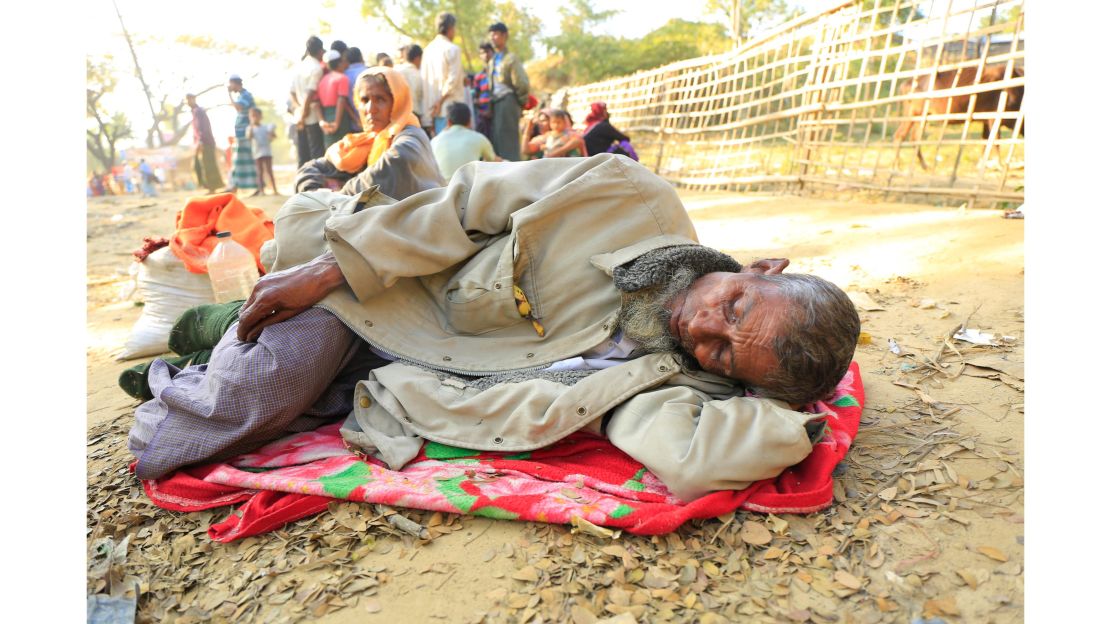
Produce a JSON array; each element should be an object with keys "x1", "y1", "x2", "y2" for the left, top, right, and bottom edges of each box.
[{"x1": 430, "y1": 125, "x2": 497, "y2": 180}]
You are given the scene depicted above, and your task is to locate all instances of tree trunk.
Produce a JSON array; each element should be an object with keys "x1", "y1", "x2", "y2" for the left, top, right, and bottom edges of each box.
[{"x1": 113, "y1": 0, "x2": 162, "y2": 147}]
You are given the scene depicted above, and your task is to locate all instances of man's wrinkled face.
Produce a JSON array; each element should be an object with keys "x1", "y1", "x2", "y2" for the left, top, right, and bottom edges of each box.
[
  {"x1": 357, "y1": 80, "x2": 393, "y2": 132},
  {"x1": 667, "y1": 272, "x2": 790, "y2": 387}
]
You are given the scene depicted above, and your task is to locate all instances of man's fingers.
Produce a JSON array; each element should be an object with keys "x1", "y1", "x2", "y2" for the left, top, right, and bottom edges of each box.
[
  {"x1": 245, "y1": 308, "x2": 301, "y2": 342},
  {"x1": 236, "y1": 296, "x2": 273, "y2": 341}
]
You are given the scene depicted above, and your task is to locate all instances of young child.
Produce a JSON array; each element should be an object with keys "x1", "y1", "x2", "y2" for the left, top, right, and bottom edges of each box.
[
  {"x1": 527, "y1": 109, "x2": 584, "y2": 158},
  {"x1": 246, "y1": 108, "x2": 279, "y2": 196}
]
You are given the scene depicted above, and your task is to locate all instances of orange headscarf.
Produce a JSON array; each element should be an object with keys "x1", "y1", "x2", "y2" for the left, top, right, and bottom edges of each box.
[{"x1": 325, "y1": 66, "x2": 421, "y2": 173}]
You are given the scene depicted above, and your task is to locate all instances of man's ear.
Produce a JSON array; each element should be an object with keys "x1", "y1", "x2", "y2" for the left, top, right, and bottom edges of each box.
[{"x1": 747, "y1": 258, "x2": 790, "y2": 274}]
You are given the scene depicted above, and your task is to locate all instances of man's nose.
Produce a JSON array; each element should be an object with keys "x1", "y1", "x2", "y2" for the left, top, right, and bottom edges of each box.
[{"x1": 687, "y1": 309, "x2": 725, "y2": 341}]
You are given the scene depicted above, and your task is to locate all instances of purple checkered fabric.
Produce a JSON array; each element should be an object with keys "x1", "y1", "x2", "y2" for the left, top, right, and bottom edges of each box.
[{"x1": 129, "y1": 308, "x2": 386, "y2": 480}]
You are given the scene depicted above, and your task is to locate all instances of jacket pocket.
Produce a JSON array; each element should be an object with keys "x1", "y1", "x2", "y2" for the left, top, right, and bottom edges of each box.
[
  {"x1": 444, "y1": 278, "x2": 520, "y2": 335},
  {"x1": 442, "y1": 236, "x2": 521, "y2": 335}
]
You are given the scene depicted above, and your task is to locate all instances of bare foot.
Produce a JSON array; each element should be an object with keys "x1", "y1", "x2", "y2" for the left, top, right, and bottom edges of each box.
[{"x1": 249, "y1": 190, "x2": 263, "y2": 197}]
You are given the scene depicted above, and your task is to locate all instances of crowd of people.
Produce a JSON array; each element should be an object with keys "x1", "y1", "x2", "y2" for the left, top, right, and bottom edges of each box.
[
  {"x1": 166, "y1": 12, "x2": 638, "y2": 201},
  {"x1": 88, "y1": 159, "x2": 166, "y2": 198}
]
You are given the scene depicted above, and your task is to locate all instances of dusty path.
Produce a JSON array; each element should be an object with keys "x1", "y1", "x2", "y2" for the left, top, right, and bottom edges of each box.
[{"x1": 87, "y1": 187, "x2": 1023, "y2": 623}]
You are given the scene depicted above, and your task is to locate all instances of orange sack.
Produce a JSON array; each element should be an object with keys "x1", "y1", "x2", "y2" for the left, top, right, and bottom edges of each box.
[{"x1": 169, "y1": 193, "x2": 275, "y2": 274}]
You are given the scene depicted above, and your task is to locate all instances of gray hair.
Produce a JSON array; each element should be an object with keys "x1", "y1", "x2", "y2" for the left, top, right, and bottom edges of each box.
[
  {"x1": 356, "y1": 72, "x2": 390, "y2": 91},
  {"x1": 752, "y1": 273, "x2": 860, "y2": 405},
  {"x1": 436, "y1": 12, "x2": 456, "y2": 35}
]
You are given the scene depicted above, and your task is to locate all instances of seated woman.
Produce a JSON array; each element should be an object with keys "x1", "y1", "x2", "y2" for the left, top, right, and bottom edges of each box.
[
  {"x1": 526, "y1": 109, "x2": 584, "y2": 159},
  {"x1": 295, "y1": 66, "x2": 444, "y2": 198},
  {"x1": 582, "y1": 101, "x2": 636, "y2": 159},
  {"x1": 521, "y1": 108, "x2": 551, "y2": 160}
]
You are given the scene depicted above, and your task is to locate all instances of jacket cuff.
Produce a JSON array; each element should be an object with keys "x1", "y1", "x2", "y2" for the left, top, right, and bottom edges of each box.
[{"x1": 324, "y1": 225, "x2": 386, "y2": 302}]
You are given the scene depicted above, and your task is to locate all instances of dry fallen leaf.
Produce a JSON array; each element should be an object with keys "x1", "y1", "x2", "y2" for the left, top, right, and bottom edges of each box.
[
  {"x1": 571, "y1": 605, "x2": 598, "y2": 624},
  {"x1": 595, "y1": 613, "x2": 637, "y2": 624},
  {"x1": 976, "y1": 546, "x2": 1009, "y2": 562},
  {"x1": 739, "y1": 521, "x2": 772, "y2": 545},
  {"x1": 834, "y1": 570, "x2": 862, "y2": 590},
  {"x1": 848, "y1": 291, "x2": 885, "y2": 311},
  {"x1": 512, "y1": 566, "x2": 540, "y2": 582},
  {"x1": 957, "y1": 568, "x2": 991, "y2": 589},
  {"x1": 785, "y1": 609, "x2": 811, "y2": 622},
  {"x1": 570, "y1": 516, "x2": 616, "y2": 538},
  {"x1": 875, "y1": 596, "x2": 898, "y2": 612},
  {"x1": 924, "y1": 596, "x2": 960, "y2": 617}
]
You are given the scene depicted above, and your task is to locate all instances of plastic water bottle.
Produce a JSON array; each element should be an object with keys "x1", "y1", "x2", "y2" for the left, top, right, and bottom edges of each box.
[{"x1": 208, "y1": 231, "x2": 259, "y2": 303}]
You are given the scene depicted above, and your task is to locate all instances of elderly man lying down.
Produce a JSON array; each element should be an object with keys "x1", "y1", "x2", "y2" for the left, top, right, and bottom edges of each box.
[{"x1": 128, "y1": 154, "x2": 860, "y2": 502}]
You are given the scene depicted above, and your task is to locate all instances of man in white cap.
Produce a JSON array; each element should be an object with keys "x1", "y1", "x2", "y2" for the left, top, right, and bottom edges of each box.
[{"x1": 318, "y1": 49, "x2": 356, "y2": 149}]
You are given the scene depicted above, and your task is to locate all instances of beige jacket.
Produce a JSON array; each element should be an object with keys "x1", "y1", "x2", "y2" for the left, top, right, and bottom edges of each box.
[{"x1": 266, "y1": 154, "x2": 820, "y2": 502}]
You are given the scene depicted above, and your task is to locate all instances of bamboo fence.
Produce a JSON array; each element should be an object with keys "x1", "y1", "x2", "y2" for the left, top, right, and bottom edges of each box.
[{"x1": 552, "y1": 0, "x2": 1025, "y2": 204}]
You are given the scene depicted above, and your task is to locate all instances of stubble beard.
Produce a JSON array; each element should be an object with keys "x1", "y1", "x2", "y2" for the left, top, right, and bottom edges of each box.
[{"x1": 616, "y1": 267, "x2": 700, "y2": 356}]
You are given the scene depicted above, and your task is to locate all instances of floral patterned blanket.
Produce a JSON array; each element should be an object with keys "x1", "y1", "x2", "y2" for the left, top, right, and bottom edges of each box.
[{"x1": 141, "y1": 363, "x2": 864, "y2": 542}]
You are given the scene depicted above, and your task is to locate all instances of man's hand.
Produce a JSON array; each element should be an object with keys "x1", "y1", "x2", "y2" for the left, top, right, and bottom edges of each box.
[
  {"x1": 236, "y1": 253, "x2": 347, "y2": 342},
  {"x1": 745, "y1": 258, "x2": 790, "y2": 275}
]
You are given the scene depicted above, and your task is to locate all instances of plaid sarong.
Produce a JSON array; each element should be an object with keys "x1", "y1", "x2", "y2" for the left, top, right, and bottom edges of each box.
[
  {"x1": 129, "y1": 308, "x2": 385, "y2": 480},
  {"x1": 230, "y1": 139, "x2": 258, "y2": 189}
]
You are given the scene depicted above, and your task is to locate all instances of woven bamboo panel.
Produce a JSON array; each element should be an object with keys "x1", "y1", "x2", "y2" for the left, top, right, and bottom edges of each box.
[{"x1": 553, "y1": 0, "x2": 1025, "y2": 203}]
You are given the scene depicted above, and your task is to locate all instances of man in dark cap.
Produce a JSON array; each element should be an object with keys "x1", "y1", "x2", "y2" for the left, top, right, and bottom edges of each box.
[
  {"x1": 486, "y1": 22, "x2": 530, "y2": 161},
  {"x1": 291, "y1": 36, "x2": 326, "y2": 166}
]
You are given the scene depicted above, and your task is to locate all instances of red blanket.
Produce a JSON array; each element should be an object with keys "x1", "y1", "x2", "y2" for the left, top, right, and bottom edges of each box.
[{"x1": 141, "y1": 363, "x2": 864, "y2": 542}]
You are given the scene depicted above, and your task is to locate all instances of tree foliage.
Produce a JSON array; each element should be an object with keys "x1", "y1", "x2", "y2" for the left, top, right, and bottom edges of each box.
[
  {"x1": 538, "y1": 1, "x2": 732, "y2": 87},
  {"x1": 361, "y1": 0, "x2": 541, "y2": 71},
  {"x1": 978, "y1": 4, "x2": 1022, "y2": 30},
  {"x1": 87, "y1": 56, "x2": 133, "y2": 173},
  {"x1": 703, "y1": 0, "x2": 802, "y2": 42}
]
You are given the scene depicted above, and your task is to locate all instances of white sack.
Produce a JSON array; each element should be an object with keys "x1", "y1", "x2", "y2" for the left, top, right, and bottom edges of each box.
[{"x1": 116, "y1": 247, "x2": 216, "y2": 360}]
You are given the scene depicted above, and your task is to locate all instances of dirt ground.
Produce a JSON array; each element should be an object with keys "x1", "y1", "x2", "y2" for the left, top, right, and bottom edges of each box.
[{"x1": 86, "y1": 181, "x2": 1024, "y2": 623}]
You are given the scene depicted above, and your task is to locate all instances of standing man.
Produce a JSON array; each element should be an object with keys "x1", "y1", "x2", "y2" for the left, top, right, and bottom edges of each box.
[
  {"x1": 395, "y1": 44, "x2": 425, "y2": 127},
  {"x1": 291, "y1": 36, "x2": 326, "y2": 166},
  {"x1": 344, "y1": 48, "x2": 367, "y2": 131},
  {"x1": 138, "y1": 159, "x2": 157, "y2": 197},
  {"x1": 487, "y1": 22, "x2": 530, "y2": 161},
  {"x1": 318, "y1": 50, "x2": 355, "y2": 149},
  {"x1": 421, "y1": 12, "x2": 466, "y2": 137},
  {"x1": 344, "y1": 47, "x2": 367, "y2": 86},
  {"x1": 226, "y1": 74, "x2": 258, "y2": 193},
  {"x1": 186, "y1": 93, "x2": 223, "y2": 193},
  {"x1": 473, "y1": 43, "x2": 495, "y2": 140}
]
